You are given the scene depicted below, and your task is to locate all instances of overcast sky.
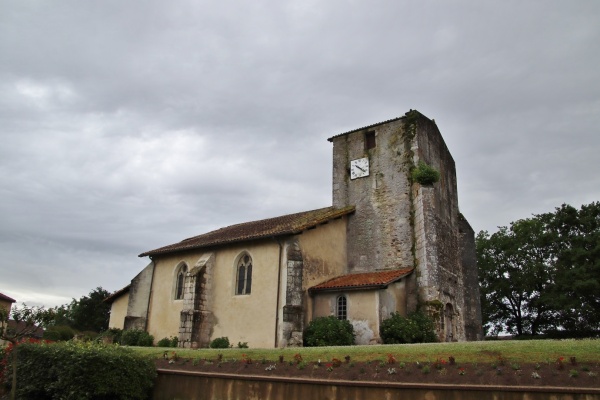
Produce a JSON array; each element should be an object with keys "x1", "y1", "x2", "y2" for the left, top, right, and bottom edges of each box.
[{"x1": 1, "y1": 1, "x2": 599, "y2": 308}]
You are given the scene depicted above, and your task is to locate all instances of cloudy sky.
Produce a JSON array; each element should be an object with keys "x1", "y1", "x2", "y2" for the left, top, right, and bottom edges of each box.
[{"x1": 1, "y1": 1, "x2": 598, "y2": 307}]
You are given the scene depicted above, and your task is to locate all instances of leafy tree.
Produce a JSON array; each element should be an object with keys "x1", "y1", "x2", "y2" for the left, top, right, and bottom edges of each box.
[
  {"x1": 477, "y1": 202, "x2": 600, "y2": 336},
  {"x1": 49, "y1": 287, "x2": 111, "y2": 333},
  {"x1": 68, "y1": 287, "x2": 111, "y2": 332},
  {"x1": 546, "y1": 203, "x2": 600, "y2": 332},
  {"x1": 0, "y1": 304, "x2": 55, "y2": 400}
]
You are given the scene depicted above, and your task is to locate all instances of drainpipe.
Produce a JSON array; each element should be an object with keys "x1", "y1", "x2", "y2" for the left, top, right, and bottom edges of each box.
[{"x1": 273, "y1": 237, "x2": 284, "y2": 348}]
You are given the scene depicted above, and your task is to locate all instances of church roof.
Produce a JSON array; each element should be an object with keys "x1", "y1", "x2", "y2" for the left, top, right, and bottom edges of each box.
[
  {"x1": 0, "y1": 292, "x2": 16, "y2": 303},
  {"x1": 308, "y1": 268, "x2": 414, "y2": 294},
  {"x1": 103, "y1": 285, "x2": 130, "y2": 304},
  {"x1": 139, "y1": 206, "x2": 355, "y2": 257}
]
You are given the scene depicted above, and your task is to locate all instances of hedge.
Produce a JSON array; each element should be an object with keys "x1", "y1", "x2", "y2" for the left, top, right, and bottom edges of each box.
[{"x1": 1, "y1": 340, "x2": 156, "y2": 399}]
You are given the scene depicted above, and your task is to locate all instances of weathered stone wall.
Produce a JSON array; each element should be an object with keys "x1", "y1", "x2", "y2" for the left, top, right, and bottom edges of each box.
[
  {"x1": 154, "y1": 370, "x2": 600, "y2": 400},
  {"x1": 179, "y1": 253, "x2": 215, "y2": 348},
  {"x1": 123, "y1": 262, "x2": 154, "y2": 331},
  {"x1": 410, "y1": 113, "x2": 477, "y2": 341},
  {"x1": 330, "y1": 110, "x2": 482, "y2": 341},
  {"x1": 459, "y1": 216, "x2": 484, "y2": 340},
  {"x1": 280, "y1": 240, "x2": 304, "y2": 347},
  {"x1": 331, "y1": 118, "x2": 414, "y2": 273}
]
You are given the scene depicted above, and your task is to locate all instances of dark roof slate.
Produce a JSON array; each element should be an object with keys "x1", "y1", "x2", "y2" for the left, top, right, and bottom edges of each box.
[
  {"x1": 309, "y1": 268, "x2": 414, "y2": 293},
  {"x1": 140, "y1": 206, "x2": 355, "y2": 257}
]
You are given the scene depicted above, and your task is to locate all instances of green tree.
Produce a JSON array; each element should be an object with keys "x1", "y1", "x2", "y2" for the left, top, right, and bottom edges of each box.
[
  {"x1": 68, "y1": 287, "x2": 111, "y2": 332},
  {"x1": 477, "y1": 201, "x2": 600, "y2": 336},
  {"x1": 49, "y1": 287, "x2": 111, "y2": 333},
  {"x1": 0, "y1": 304, "x2": 55, "y2": 400},
  {"x1": 547, "y1": 203, "x2": 600, "y2": 332}
]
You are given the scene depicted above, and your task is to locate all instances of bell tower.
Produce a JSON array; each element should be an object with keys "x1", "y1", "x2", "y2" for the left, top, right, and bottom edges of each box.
[
  {"x1": 329, "y1": 114, "x2": 414, "y2": 273},
  {"x1": 328, "y1": 110, "x2": 483, "y2": 341}
]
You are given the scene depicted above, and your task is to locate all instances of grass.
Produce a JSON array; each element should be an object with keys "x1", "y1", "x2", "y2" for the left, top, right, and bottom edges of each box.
[{"x1": 133, "y1": 339, "x2": 600, "y2": 365}]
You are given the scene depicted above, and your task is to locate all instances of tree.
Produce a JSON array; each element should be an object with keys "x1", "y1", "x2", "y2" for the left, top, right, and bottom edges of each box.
[
  {"x1": 477, "y1": 201, "x2": 600, "y2": 336},
  {"x1": 547, "y1": 203, "x2": 600, "y2": 332},
  {"x1": 48, "y1": 287, "x2": 111, "y2": 333},
  {"x1": 1, "y1": 304, "x2": 55, "y2": 400},
  {"x1": 67, "y1": 287, "x2": 111, "y2": 332}
]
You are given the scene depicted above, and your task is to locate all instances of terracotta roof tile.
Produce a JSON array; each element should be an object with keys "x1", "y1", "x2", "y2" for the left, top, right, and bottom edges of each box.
[
  {"x1": 140, "y1": 206, "x2": 355, "y2": 257},
  {"x1": 309, "y1": 268, "x2": 414, "y2": 293},
  {"x1": 0, "y1": 292, "x2": 16, "y2": 303}
]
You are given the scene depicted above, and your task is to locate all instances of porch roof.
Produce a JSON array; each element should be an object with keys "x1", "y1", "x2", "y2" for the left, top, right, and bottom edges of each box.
[{"x1": 308, "y1": 268, "x2": 414, "y2": 294}]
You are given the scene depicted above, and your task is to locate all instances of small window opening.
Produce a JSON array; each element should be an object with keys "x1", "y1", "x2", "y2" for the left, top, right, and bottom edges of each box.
[
  {"x1": 337, "y1": 295, "x2": 347, "y2": 320},
  {"x1": 365, "y1": 131, "x2": 376, "y2": 150}
]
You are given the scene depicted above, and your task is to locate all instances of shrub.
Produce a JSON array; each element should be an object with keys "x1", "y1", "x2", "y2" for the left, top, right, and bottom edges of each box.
[
  {"x1": 43, "y1": 325, "x2": 76, "y2": 341},
  {"x1": 96, "y1": 328, "x2": 123, "y2": 344},
  {"x1": 303, "y1": 316, "x2": 354, "y2": 347},
  {"x1": 157, "y1": 336, "x2": 179, "y2": 348},
  {"x1": 209, "y1": 337, "x2": 230, "y2": 349},
  {"x1": 1, "y1": 341, "x2": 156, "y2": 399},
  {"x1": 411, "y1": 161, "x2": 440, "y2": 185},
  {"x1": 120, "y1": 329, "x2": 154, "y2": 347},
  {"x1": 380, "y1": 311, "x2": 437, "y2": 344}
]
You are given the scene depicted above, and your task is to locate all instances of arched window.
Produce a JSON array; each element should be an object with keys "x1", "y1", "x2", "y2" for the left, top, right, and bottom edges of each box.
[
  {"x1": 235, "y1": 253, "x2": 252, "y2": 295},
  {"x1": 175, "y1": 264, "x2": 187, "y2": 300},
  {"x1": 336, "y1": 295, "x2": 347, "y2": 320}
]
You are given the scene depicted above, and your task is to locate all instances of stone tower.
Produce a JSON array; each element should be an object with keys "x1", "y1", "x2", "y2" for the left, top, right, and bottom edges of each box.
[{"x1": 328, "y1": 110, "x2": 483, "y2": 341}]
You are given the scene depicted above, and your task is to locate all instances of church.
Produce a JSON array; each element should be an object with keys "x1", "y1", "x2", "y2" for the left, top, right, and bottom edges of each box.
[{"x1": 106, "y1": 110, "x2": 483, "y2": 348}]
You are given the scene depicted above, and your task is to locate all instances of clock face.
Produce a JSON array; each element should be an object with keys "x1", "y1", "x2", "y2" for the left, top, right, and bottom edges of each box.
[{"x1": 350, "y1": 157, "x2": 369, "y2": 180}]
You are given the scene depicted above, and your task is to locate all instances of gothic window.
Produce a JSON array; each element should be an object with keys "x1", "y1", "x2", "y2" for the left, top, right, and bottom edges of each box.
[
  {"x1": 336, "y1": 295, "x2": 347, "y2": 320},
  {"x1": 175, "y1": 264, "x2": 188, "y2": 300},
  {"x1": 235, "y1": 253, "x2": 252, "y2": 295}
]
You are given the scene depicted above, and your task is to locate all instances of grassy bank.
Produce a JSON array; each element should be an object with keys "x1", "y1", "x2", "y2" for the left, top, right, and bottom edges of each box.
[{"x1": 133, "y1": 339, "x2": 600, "y2": 365}]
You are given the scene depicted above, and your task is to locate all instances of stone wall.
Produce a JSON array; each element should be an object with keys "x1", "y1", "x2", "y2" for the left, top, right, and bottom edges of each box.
[
  {"x1": 123, "y1": 262, "x2": 154, "y2": 331},
  {"x1": 179, "y1": 253, "x2": 215, "y2": 348},
  {"x1": 331, "y1": 118, "x2": 414, "y2": 273},
  {"x1": 330, "y1": 110, "x2": 482, "y2": 341},
  {"x1": 281, "y1": 240, "x2": 304, "y2": 347}
]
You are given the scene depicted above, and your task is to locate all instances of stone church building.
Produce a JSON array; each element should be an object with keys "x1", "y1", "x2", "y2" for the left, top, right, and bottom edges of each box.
[{"x1": 106, "y1": 110, "x2": 483, "y2": 348}]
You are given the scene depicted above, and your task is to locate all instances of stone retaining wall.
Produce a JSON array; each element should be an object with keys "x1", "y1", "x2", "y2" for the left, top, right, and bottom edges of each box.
[{"x1": 153, "y1": 369, "x2": 600, "y2": 400}]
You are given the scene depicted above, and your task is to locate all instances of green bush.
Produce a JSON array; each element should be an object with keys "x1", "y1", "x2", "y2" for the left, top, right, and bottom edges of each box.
[
  {"x1": 120, "y1": 329, "x2": 154, "y2": 347},
  {"x1": 411, "y1": 161, "x2": 440, "y2": 185},
  {"x1": 43, "y1": 325, "x2": 76, "y2": 341},
  {"x1": 96, "y1": 328, "x2": 123, "y2": 344},
  {"x1": 1, "y1": 341, "x2": 156, "y2": 399},
  {"x1": 209, "y1": 337, "x2": 230, "y2": 349},
  {"x1": 303, "y1": 316, "x2": 354, "y2": 347},
  {"x1": 380, "y1": 311, "x2": 438, "y2": 344},
  {"x1": 157, "y1": 336, "x2": 178, "y2": 348}
]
